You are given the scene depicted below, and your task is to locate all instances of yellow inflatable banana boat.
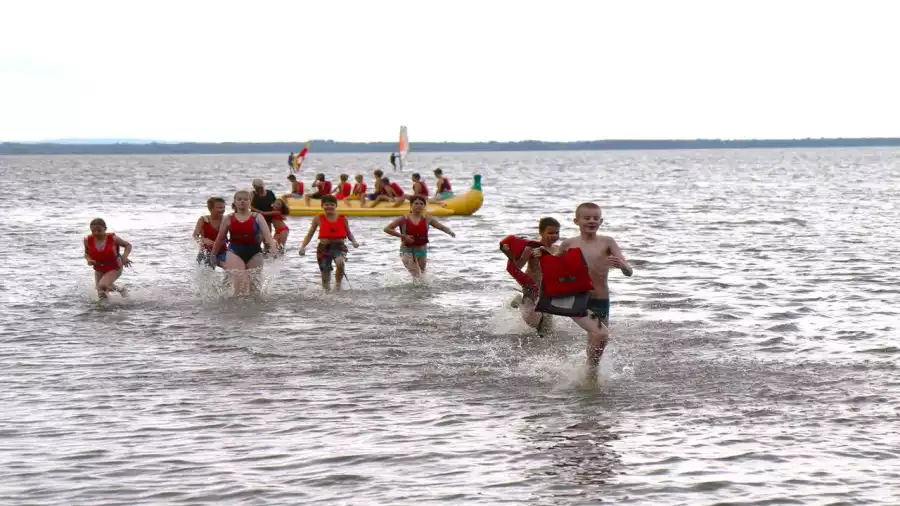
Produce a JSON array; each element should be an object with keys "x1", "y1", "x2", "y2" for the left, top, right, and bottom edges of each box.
[{"x1": 281, "y1": 174, "x2": 484, "y2": 217}]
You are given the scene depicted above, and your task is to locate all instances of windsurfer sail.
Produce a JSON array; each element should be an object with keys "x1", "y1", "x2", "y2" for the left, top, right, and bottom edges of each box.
[
  {"x1": 292, "y1": 141, "x2": 310, "y2": 173},
  {"x1": 398, "y1": 126, "x2": 409, "y2": 171}
]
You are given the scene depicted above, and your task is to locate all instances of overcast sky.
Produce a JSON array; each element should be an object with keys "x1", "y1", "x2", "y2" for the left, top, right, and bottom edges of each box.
[{"x1": 1, "y1": 0, "x2": 897, "y2": 143}]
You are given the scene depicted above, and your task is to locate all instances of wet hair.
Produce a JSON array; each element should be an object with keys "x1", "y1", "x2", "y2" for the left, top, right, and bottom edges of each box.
[
  {"x1": 287, "y1": 174, "x2": 297, "y2": 181},
  {"x1": 315, "y1": 173, "x2": 325, "y2": 181},
  {"x1": 411, "y1": 172, "x2": 421, "y2": 181},
  {"x1": 339, "y1": 173, "x2": 349, "y2": 181},
  {"x1": 320, "y1": 194, "x2": 338, "y2": 205},
  {"x1": 232, "y1": 190, "x2": 251, "y2": 211},
  {"x1": 538, "y1": 217, "x2": 560, "y2": 232},
  {"x1": 273, "y1": 198, "x2": 290, "y2": 216},
  {"x1": 381, "y1": 177, "x2": 391, "y2": 184},
  {"x1": 374, "y1": 169, "x2": 384, "y2": 178},
  {"x1": 409, "y1": 195, "x2": 426, "y2": 206},
  {"x1": 433, "y1": 168, "x2": 443, "y2": 175},
  {"x1": 89, "y1": 218, "x2": 107, "y2": 230},
  {"x1": 575, "y1": 202, "x2": 601, "y2": 216},
  {"x1": 206, "y1": 196, "x2": 225, "y2": 211}
]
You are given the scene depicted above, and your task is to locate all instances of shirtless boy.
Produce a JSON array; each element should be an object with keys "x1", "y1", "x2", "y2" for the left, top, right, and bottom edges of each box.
[
  {"x1": 503, "y1": 217, "x2": 560, "y2": 331},
  {"x1": 557, "y1": 202, "x2": 633, "y2": 378}
]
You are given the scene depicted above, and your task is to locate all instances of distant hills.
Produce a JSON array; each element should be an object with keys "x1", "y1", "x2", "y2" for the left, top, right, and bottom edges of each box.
[{"x1": 3, "y1": 138, "x2": 900, "y2": 155}]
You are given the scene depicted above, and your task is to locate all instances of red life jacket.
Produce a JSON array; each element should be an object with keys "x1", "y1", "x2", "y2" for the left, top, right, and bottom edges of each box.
[
  {"x1": 539, "y1": 248, "x2": 594, "y2": 298},
  {"x1": 86, "y1": 233, "x2": 121, "y2": 273},
  {"x1": 201, "y1": 217, "x2": 225, "y2": 254},
  {"x1": 229, "y1": 214, "x2": 259, "y2": 245},
  {"x1": 437, "y1": 177, "x2": 452, "y2": 193},
  {"x1": 534, "y1": 248, "x2": 594, "y2": 317},
  {"x1": 352, "y1": 182, "x2": 367, "y2": 195},
  {"x1": 416, "y1": 181, "x2": 430, "y2": 196},
  {"x1": 339, "y1": 181, "x2": 351, "y2": 197},
  {"x1": 499, "y1": 235, "x2": 541, "y2": 291},
  {"x1": 320, "y1": 180, "x2": 333, "y2": 194},
  {"x1": 402, "y1": 215, "x2": 429, "y2": 246},
  {"x1": 389, "y1": 182, "x2": 404, "y2": 197},
  {"x1": 318, "y1": 214, "x2": 348, "y2": 240},
  {"x1": 292, "y1": 181, "x2": 304, "y2": 194}
]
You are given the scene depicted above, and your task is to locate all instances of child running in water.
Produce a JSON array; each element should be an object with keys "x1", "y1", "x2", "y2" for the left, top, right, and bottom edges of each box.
[
  {"x1": 298, "y1": 195, "x2": 359, "y2": 290},
  {"x1": 383, "y1": 195, "x2": 455, "y2": 278},
  {"x1": 503, "y1": 217, "x2": 561, "y2": 330},
  {"x1": 271, "y1": 198, "x2": 290, "y2": 253},
  {"x1": 84, "y1": 218, "x2": 133, "y2": 298},
  {"x1": 211, "y1": 190, "x2": 280, "y2": 296},
  {"x1": 193, "y1": 196, "x2": 227, "y2": 268},
  {"x1": 555, "y1": 202, "x2": 633, "y2": 379}
]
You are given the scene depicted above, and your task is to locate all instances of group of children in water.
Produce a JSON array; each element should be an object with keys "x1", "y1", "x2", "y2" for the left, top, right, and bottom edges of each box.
[
  {"x1": 287, "y1": 167, "x2": 454, "y2": 208},
  {"x1": 83, "y1": 178, "x2": 631, "y2": 377}
]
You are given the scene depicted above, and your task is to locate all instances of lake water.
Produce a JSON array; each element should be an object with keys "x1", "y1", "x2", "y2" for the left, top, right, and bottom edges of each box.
[{"x1": 1, "y1": 148, "x2": 898, "y2": 505}]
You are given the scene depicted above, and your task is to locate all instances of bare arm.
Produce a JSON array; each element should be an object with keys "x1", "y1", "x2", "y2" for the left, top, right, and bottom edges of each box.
[
  {"x1": 83, "y1": 237, "x2": 94, "y2": 265},
  {"x1": 256, "y1": 214, "x2": 279, "y2": 254},
  {"x1": 514, "y1": 246, "x2": 533, "y2": 269},
  {"x1": 383, "y1": 217, "x2": 405, "y2": 238},
  {"x1": 114, "y1": 235, "x2": 133, "y2": 266},
  {"x1": 210, "y1": 215, "x2": 231, "y2": 256},
  {"x1": 345, "y1": 217, "x2": 359, "y2": 247},
  {"x1": 299, "y1": 217, "x2": 319, "y2": 252},
  {"x1": 193, "y1": 217, "x2": 213, "y2": 247},
  {"x1": 427, "y1": 216, "x2": 455, "y2": 237},
  {"x1": 608, "y1": 238, "x2": 633, "y2": 276}
]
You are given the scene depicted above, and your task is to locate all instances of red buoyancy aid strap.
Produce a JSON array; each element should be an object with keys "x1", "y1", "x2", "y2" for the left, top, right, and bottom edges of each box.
[
  {"x1": 539, "y1": 247, "x2": 594, "y2": 298},
  {"x1": 499, "y1": 235, "x2": 542, "y2": 290},
  {"x1": 499, "y1": 235, "x2": 541, "y2": 261}
]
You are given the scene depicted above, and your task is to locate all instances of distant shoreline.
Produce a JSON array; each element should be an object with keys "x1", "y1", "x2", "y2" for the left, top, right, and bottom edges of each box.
[{"x1": 3, "y1": 138, "x2": 900, "y2": 155}]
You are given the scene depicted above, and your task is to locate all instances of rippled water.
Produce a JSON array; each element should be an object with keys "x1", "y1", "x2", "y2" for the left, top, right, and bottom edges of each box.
[{"x1": 1, "y1": 149, "x2": 898, "y2": 505}]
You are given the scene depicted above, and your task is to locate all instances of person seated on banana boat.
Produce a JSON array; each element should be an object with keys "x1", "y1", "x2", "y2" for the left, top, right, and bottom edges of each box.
[
  {"x1": 303, "y1": 173, "x2": 333, "y2": 207},
  {"x1": 393, "y1": 172, "x2": 428, "y2": 207},
  {"x1": 193, "y1": 196, "x2": 228, "y2": 268},
  {"x1": 344, "y1": 174, "x2": 367, "y2": 207},
  {"x1": 287, "y1": 174, "x2": 304, "y2": 197},
  {"x1": 84, "y1": 218, "x2": 133, "y2": 299},
  {"x1": 499, "y1": 217, "x2": 561, "y2": 332},
  {"x1": 371, "y1": 177, "x2": 405, "y2": 206},
  {"x1": 211, "y1": 190, "x2": 280, "y2": 296},
  {"x1": 298, "y1": 195, "x2": 359, "y2": 291},
  {"x1": 333, "y1": 174, "x2": 353, "y2": 201},
  {"x1": 364, "y1": 169, "x2": 385, "y2": 203},
  {"x1": 433, "y1": 168, "x2": 454, "y2": 200},
  {"x1": 383, "y1": 196, "x2": 456, "y2": 278}
]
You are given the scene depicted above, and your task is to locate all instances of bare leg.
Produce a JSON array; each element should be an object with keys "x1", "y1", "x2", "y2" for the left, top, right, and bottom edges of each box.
[
  {"x1": 400, "y1": 252, "x2": 422, "y2": 278},
  {"x1": 415, "y1": 255, "x2": 427, "y2": 275},
  {"x1": 96, "y1": 269, "x2": 123, "y2": 298},
  {"x1": 519, "y1": 297, "x2": 544, "y2": 328},
  {"x1": 276, "y1": 231, "x2": 289, "y2": 253},
  {"x1": 334, "y1": 256, "x2": 346, "y2": 290},
  {"x1": 570, "y1": 315, "x2": 610, "y2": 380},
  {"x1": 245, "y1": 252, "x2": 265, "y2": 294},
  {"x1": 223, "y1": 251, "x2": 250, "y2": 296}
]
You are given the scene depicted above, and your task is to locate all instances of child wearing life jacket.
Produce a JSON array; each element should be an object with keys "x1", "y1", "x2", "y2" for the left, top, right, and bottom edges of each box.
[
  {"x1": 83, "y1": 218, "x2": 133, "y2": 298},
  {"x1": 433, "y1": 168, "x2": 453, "y2": 200},
  {"x1": 303, "y1": 174, "x2": 333, "y2": 207},
  {"x1": 383, "y1": 195, "x2": 456, "y2": 278},
  {"x1": 556, "y1": 202, "x2": 633, "y2": 379},
  {"x1": 211, "y1": 190, "x2": 281, "y2": 296},
  {"x1": 271, "y1": 198, "x2": 290, "y2": 253},
  {"x1": 333, "y1": 174, "x2": 353, "y2": 200},
  {"x1": 345, "y1": 174, "x2": 367, "y2": 207},
  {"x1": 500, "y1": 217, "x2": 560, "y2": 330},
  {"x1": 287, "y1": 174, "x2": 304, "y2": 197},
  {"x1": 193, "y1": 196, "x2": 227, "y2": 268},
  {"x1": 298, "y1": 194, "x2": 359, "y2": 290},
  {"x1": 371, "y1": 177, "x2": 405, "y2": 207}
]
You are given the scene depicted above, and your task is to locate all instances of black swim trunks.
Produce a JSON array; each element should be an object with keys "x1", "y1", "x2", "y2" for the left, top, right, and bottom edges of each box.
[{"x1": 587, "y1": 298, "x2": 610, "y2": 323}]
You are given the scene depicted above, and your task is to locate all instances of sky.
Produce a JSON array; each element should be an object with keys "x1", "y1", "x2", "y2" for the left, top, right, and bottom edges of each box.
[{"x1": 1, "y1": 0, "x2": 899, "y2": 143}]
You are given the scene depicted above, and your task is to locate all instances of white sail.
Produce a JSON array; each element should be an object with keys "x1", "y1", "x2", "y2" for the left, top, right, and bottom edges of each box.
[{"x1": 398, "y1": 125, "x2": 409, "y2": 170}]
